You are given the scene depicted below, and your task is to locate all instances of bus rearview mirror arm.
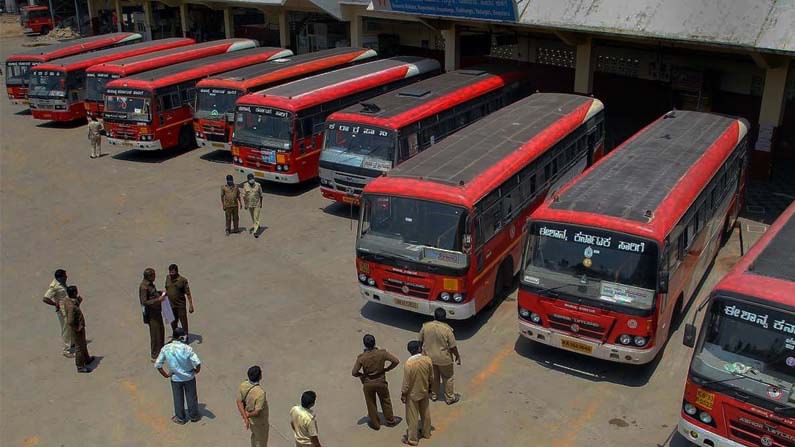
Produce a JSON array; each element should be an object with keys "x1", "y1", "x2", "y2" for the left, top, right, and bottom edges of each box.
[{"x1": 683, "y1": 323, "x2": 696, "y2": 348}]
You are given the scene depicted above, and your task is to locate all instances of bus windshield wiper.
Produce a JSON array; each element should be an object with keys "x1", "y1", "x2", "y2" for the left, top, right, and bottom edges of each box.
[{"x1": 530, "y1": 283, "x2": 584, "y2": 297}]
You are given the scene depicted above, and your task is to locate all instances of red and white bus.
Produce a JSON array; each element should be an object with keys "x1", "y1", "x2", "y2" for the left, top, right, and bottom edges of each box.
[
  {"x1": 355, "y1": 93, "x2": 605, "y2": 319},
  {"x1": 194, "y1": 47, "x2": 377, "y2": 152},
  {"x1": 518, "y1": 111, "x2": 749, "y2": 364},
  {"x1": 320, "y1": 65, "x2": 532, "y2": 206},
  {"x1": 5, "y1": 32, "x2": 142, "y2": 104},
  {"x1": 85, "y1": 39, "x2": 256, "y2": 119},
  {"x1": 103, "y1": 45, "x2": 291, "y2": 151},
  {"x1": 29, "y1": 38, "x2": 195, "y2": 122},
  {"x1": 679, "y1": 201, "x2": 795, "y2": 447},
  {"x1": 232, "y1": 56, "x2": 440, "y2": 184}
]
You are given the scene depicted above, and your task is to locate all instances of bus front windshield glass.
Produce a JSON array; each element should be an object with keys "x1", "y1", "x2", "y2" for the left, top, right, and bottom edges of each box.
[
  {"x1": 86, "y1": 75, "x2": 116, "y2": 102},
  {"x1": 358, "y1": 195, "x2": 468, "y2": 268},
  {"x1": 234, "y1": 108, "x2": 292, "y2": 150},
  {"x1": 5, "y1": 62, "x2": 30, "y2": 86},
  {"x1": 29, "y1": 70, "x2": 66, "y2": 97},
  {"x1": 692, "y1": 298, "x2": 795, "y2": 410},
  {"x1": 322, "y1": 122, "x2": 396, "y2": 171},
  {"x1": 196, "y1": 88, "x2": 241, "y2": 120},
  {"x1": 104, "y1": 95, "x2": 152, "y2": 122},
  {"x1": 522, "y1": 222, "x2": 658, "y2": 310}
]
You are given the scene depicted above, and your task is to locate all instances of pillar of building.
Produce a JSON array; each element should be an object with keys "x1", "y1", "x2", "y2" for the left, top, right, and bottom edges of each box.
[
  {"x1": 179, "y1": 2, "x2": 188, "y2": 37},
  {"x1": 114, "y1": 0, "x2": 123, "y2": 32},
  {"x1": 278, "y1": 10, "x2": 289, "y2": 50},
  {"x1": 753, "y1": 63, "x2": 790, "y2": 179},
  {"x1": 574, "y1": 38, "x2": 593, "y2": 94},
  {"x1": 142, "y1": 0, "x2": 153, "y2": 40},
  {"x1": 349, "y1": 13, "x2": 362, "y2": 48},
  {"x1": 223, "y1": 7, "x2": 233, "y2": 39},
  {"x1": 441, "y1": 24, "x2": 459, "y2": 72}
]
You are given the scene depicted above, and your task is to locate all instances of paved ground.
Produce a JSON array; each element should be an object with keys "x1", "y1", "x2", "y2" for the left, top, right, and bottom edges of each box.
[{"x1": 0, "y1": 34, "x2": 775, "y2": 447}]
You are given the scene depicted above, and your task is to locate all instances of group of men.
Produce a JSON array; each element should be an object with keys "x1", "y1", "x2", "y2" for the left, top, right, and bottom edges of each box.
[
  {"x1": 222, "y1": 174, "x2": 264, "y2": 237},
  {"x1": 41, "y1": 269, "x2": 95, "y2": 372}
]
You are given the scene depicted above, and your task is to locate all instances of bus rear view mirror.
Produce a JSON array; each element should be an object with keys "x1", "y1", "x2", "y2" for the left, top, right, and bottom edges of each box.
[
  {"x1": 226, "y1": 112, "x2": 235, "y2": 123},
  {"x1": 683, "y1": 323, "x2": 696, "y2": 348},
  {"x1": 658, "y1": 270, "x2": 669, "y2": 294}
]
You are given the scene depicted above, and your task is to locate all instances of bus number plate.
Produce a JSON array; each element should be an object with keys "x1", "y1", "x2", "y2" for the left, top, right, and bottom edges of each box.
[
  {"x1": 560, "y1": 338, "x2": 592, "y2": 355},
  {"x1": 695, "y1": 389, "x2": 714, "y2": 410},
  {"x1": 342, "y1": 195, "x2": 359, "y2": 205},
  {"x1": 394, "y1": 298, "x2": 418, "y2": 309}
]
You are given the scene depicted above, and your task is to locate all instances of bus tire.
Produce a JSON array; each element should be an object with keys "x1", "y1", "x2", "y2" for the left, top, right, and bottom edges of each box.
[
  {"x1": 489, "y1": 258, "x2": 513, "y2": 309},
  {"x1": 672, "y1": 294, "x2": 684, "y2": 330},
  {"x1": 179, "y1": 125, "x2": 196, "y2": 149},
  {"x1": 40, "y1": 26, "x2": 50, "y2": 35}
]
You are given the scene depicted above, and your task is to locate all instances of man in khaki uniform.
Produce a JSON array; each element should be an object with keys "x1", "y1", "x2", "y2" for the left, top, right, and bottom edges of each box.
[
  {"x1": 352, "y1": 334, "x2": 400, "y2": 430},
  {"x1": 401, "y1": 340, "x2": 433, "y2": 446},
  {"x1": 419, "y1": 308, "x2": 461, "y2": 404},
  {"x1": 164, "y1": 264, "x2": 193, "y2": 339},
  {"x1": 290, "y1": 391, "x2": 322, "y2": 447},
  {"x1": 139, "y1": 267, "x2": 166, "y2": 361},
  {"x1": 88, "y1": 117, "x2": 103, "y2": 158},
  {"x1": 42, "y1": 269, "x2": 73, "y2": 357},
  {"x1": 237, "y1": 365, "x2": 269, "y2": 447},
  {"x1": 221, "y1": 174, "x2": 242, "y2": 235},
  {"x1": 242, "y1": 173, "x2": 264, "y2": 237},
  {"x1": 64, "y1": 285, "x2": 94, "y2": 373}
]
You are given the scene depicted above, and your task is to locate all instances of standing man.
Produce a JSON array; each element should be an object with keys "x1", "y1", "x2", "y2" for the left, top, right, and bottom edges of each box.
[
  {"x1": 221, "y1": 174, "x2": 242, "y2": 235},
  {"x1": 64, "y1": 285, "x2": 94, "y2": 373},
  {"x1": 418, "y1": 308, "x2": 461, "y2": 404},
  {"x1": 290, "y1": 391, "x2": 322, "y2": 447},
  {"x1": 401, "y1": 340, "x2": 433, "y2": 446},
  {"x1": 237, "y1": 365, "x2": 269, "y2": 447},
  {"x1": 164, "y1": 264, "x2": 193, "y2": 340},
  {"x1": 155, "y1": 327, "x2": 202, "y2": 424},
  {"x1": 242, "y1": 173, "x2": 264, "y2": 237},
  {"x1": 351, "y1": 334, "x2": 400, "y2": 430},
  {"x1": 140, "y1": 267, "x2": 166, "y2": 362},
  {"x1": 88, "y1": 116, "x2": 104, "y2": 159},
  {"x1": 42, "y1": 268, "x2": 73, "y2": 357}
]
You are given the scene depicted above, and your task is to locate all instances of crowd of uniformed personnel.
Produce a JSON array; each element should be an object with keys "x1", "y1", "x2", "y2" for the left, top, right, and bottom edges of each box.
[{"x1": 42, "y1": 266, "x2": 462, "y2": 446}]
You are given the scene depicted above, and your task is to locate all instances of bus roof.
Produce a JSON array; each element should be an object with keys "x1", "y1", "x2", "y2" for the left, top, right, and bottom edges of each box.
[
  {"x1": 714, "y1": 202, "x2": 795, "y2": 308},
  {"x1": 6, "y1": 32, "x2": 142, "y2": 63},
  {"x1": 237, "y1": 56, "x2": 441, "y2": 112},
  {"x1": 86, "y1": 39, "x2": 252, "y2": 76},
  {"x1": 534, "y1": 110, "x2": 748, "y2": 239},
  {"x1": 327, "y1": 65, "x2": 529, "y2": 131},
  {"x1": 365, "y1": 93, "x2": 602, "y2": 207},
  {"x1": 105, "y1": 46, "x2": 290, "y2": 92},
  {"x1": 197, "y1": 47, "x2": 376, "y2": 91},
  {"x1": 31, "y1": 38, "x2": 194, "y2": 72}
]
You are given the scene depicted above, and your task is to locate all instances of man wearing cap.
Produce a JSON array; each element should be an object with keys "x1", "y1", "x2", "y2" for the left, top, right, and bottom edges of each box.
[
  {"x1": 221, "y1": 175, "x2": 242, "y2": 235},
  {"x1": 418, "y1": 308, "x2": 461, "y2": 404},
  {"x1": 242, "y1": 174, "x2": 264, "y2": 237}
]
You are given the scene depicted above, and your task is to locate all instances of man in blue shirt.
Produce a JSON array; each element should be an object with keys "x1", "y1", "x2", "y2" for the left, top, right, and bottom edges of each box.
[{"x1": 155, "y1": 327, "x2": 202, "y2": 424}]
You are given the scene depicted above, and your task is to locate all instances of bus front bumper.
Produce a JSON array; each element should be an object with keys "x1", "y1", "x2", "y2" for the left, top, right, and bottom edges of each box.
[
  {"x1": 236, "y1": 166, "x2": 299, "y2": 184},
  {"x1": 359, "y1": 284, "x2": 476, "y2": 320},
  {"x1": 518, "y1": 320, "x2": 658, "y2": 364},
  {"x1": 107, "y1": 138, "x2": 163, "y2": 151},
  {"x1": 9, "y1": 98, "x2": 28, "y2": 105},
  {"x1": 320, "y1": 186, "x2": 360, "y2": 205},
  {"x1": 197, "y1": 137, "x2": 230, "y2": 152},
  {"x1": 678, "y1": 418, "x2": 743, "y2": 447}
]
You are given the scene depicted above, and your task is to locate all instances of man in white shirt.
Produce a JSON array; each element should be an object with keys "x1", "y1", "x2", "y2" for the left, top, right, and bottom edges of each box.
[{"x1": 155, "y1": 328, "x2": 202, "y2": 424}]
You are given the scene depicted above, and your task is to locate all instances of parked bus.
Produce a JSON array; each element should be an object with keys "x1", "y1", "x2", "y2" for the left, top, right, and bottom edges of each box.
[
  {"x1": 29, "y1": 38, "x2": 195, "y2": 122},
  {"x1": 5, "y1": 32, "x2": 142, "y2": 104},
  {"x1": 103, "y1": 46, "x2": 290, "y2": 151},
  {"x1": 320, "y1": 65, "x2": 532, "y2": 206},
  {"x1": 355, "y1": 93, "x2": 605, "y2": 319},
  {"x1": 518, "y1": 111, "x2": 748, "y2": 364},
  {"x1": 679, "y1": 201, "x2": 795, "y2": 447},
  {"x1": 85, "y1": 39, "x2": 257, "y2": 119},
  {"x1": 20, "y1": 5, "x2": 55, "y2": 34},
  {"x1": 232, "y1": 56, "x2": 440, "y2": 184},
  {"x1": 194, "y1": 47, "x2": 377, "y2": 152}
]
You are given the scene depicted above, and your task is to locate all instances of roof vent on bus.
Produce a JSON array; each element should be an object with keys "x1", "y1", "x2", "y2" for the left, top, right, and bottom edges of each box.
[
  {"x1": 273, "y1": 58, "x2": 290, "y2": 63},
  {"x1": 397, "y1": 88, "x2": 431, "y2": 98},
  {"x1": 457, "y1": 69, "x2": 487, "y2": 76},
  {"x1": 360, "y1": 102, "x2": 381, "y2": 114},
  {"x1": 644, "y1": 209, "x2": 654, "y2": 222},
  {"x1": 664, "y1": 110, "x2": 677, "y2": 119}
]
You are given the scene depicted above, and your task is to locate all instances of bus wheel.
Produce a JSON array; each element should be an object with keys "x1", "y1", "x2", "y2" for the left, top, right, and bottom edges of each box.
[
  {"x1": 179, "y1": 125, "x2": 196, "y2": 150},
  {"x1": 489, "y1": 259, "x2": 513, "y2": 309},
  {"x1": 40, "y1": 26, "x2": 50, "y2": 35},
  {"x1": 671, "y1": 295, "x2": 684, "y2": 330}
]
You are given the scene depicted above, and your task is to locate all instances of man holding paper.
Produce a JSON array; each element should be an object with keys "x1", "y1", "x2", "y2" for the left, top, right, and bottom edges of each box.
[{"x1": 139, "y1": 267, "x2": 166, "y2": 362}]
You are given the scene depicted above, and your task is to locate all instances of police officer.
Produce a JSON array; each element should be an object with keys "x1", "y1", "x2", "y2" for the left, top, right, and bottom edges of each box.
[
  {"x1": 139, "y1": 267, "x2": 166, "y2": 362},
  {"x1": 164, "y1": 264, "x2": 193, "y2": 340},
  {"x1": 351, "y1": 334, "x2": 400, "y2": 430},
  {"x1": 221, "y1": 175, "x2": 242, "y2": 235},
  {"x1": 88, "y1": 116, "x2": 104, "y2": 159},
  {"x1": 401, "y1": 340, "x2": 432, "y2": 446},
  {"x1": 419, "y1": 308, "x2": 461, "y2": 404},
  {"x1": 237, "y1": 365, "x2": 269, "y2": 447}
]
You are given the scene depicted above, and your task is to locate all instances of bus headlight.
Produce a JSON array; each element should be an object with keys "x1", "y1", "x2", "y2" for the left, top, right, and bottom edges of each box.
[
  {"x1": 358, "y1": 273, "x2": 368, "y2": 283},
  {"x1": 440, "y1": 292, "x2": 451, "y2": 302},
  {"x1": 367, "y1": 278, "x2": 376, "y2": 287},
  {"x1": 283, "y1": 164, "x2": 289, "y2": 171},
  {"x1": 519, "y1": 308, "x2": 531, "y2": 318},
  {"x1": 633, "y1": 336, "x2": 648, "y2": 347},
  {"x1": 698, "y1": 411, "x2": 713, "y2": 425},
  {"x1": 619, "y1": 334, "x2": 632, "y2": 345},
  {"x1": 453, "y1": 293, "x2": 464, "y2": 303},
  {"x1": 530, "y1": 313, "x2": 541, "y2": 324},
  {"x1": 276, "y1": 165, "x2": 283, "y2": 171},
  {"x1": 683, "y1": 403, "x2": 697, "y2": 416}
]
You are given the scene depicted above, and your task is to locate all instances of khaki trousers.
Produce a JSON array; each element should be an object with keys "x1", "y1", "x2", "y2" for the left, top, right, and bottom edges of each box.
[
  {"x1": 249, "y1": 422, "x2": 268, "y2": 447},
  {"x1": 363, "y1": 380, "x2": 394, "y2": 429},
  {"x1": 56, "y1": 308, "x2": 73, "y2": 352},
  {"x1": 405, "y1": 397, "x2": 431, "y2": 444},
  {"x1": 431, "y1": 364, "x2": 455, "y2": 402},
  {"x1": 73, "y1": 328, "x2": 91, "y2": 368},
  {"x1": 248, "y1": 206, "x2": 261, "y2": 231},
  {"x1": 225, "y1": 207, "x2": 239, "y2": 232},
  {"x1": 90, "y1": 137, "x2": 101, "y2": 157}
]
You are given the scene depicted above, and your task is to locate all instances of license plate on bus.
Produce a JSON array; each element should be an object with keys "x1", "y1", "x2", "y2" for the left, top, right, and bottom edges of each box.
[
  {"x1": 695, "y1": 389, "x2": 715, "y2": 410},
  {"x1": 121, "y1": 141, "x2": 133, "y2": 147},
  {"x1": 560, "y1": 337, "x2": 593, "y2": 355},
  {"x1": 212, "y1": 142, "x2": 224, "y2": 148},
  {"x1": 342, "y1": 195, "x2": 358, "y2": 205},
  {"x1": 394, "y1": 297, "x2": 418, "y2": 309},
  {"x1": 254, "y1": 171, "x2": 264, "y2": 178}
]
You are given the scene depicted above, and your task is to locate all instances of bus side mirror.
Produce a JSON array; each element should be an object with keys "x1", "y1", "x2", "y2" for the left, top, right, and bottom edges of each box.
[
  {"x1": 226, "y1": 112, "x2": 234, "y2": 123},
  {"x1": 658, "y1": 270, "x2": 669, "y2": 294},
  {"x1": 683, "y1": 323, "x2": 696, "y2": 348},
  {"x1": 463, "y1": 234, "x2": 472, "y2": 254}
]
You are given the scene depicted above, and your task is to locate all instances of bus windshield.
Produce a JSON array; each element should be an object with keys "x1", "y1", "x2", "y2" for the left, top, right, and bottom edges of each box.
[
  {"x1": 234, "y1": 108, "x2": 292, "y2": 150},
  {"x1": 522, "y1": 222, "x2": 658, "y2": 310},
  {"x1": 358, "y1": 195, "x2": 468, "y2": 268},
  {"x1": 86, "y1": 75, "x2": 117, "y2": 102},
  {"x1": 104, "y1": 95, "x2": 152, "y2": 122},
  {"x1": 691, "y1": 297, "x2": 795, "y2": 409},
  {"x1": 196, "y1": 88, "x2": 241, "y2": 120},
  {"x1": 322, "y1": 122, "x2": 396, "y2": 171},
  {"x1": 29, "y1": 70, "x2": 66, "y2": 97},
  {"x1": 5, "y1": 62, "x2": 30, "y2": 86}
]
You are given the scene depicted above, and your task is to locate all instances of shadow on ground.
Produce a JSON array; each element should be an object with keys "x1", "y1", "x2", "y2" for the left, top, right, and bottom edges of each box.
[{"x1": 112, "y1": 146, "x2": 195, "y2": 163}]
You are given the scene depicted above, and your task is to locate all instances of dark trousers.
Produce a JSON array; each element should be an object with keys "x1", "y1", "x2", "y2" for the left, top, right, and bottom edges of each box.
[
  {"x1": 148, "y1": 312, "x2": 164, "y2": 359},
  {"x1": 224, "y1": 207, "x2": 239, "y2": 232},
  {"x1": 170, "y1": 378, "x2": 199, "y2": 422},
  {"x1": 363, "y1": 380, "x2": 395, "y2": 429},
  {"x1": 73, "y1": 328, "x2": 91, "y2": 368},
  {"x1": 170, "y1": 306, "x2": 189, "y2": 336}
]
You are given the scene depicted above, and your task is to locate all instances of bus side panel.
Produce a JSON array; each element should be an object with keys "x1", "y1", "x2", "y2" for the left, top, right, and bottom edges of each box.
[
  {"x1": 294, "y1": 132, "x2": 324, "y2": 182},
  {"x1": 156, "y1": 106, "x2": 192, "y2": 150}
]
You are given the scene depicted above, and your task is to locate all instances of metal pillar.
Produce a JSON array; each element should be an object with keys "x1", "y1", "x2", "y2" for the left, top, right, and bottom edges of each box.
[
  {"x1": 349, "y1": 13, "x2": 361, "y2": 48},
  {"x1": 142, "y1": 0, "x2": 153, "y2": 40},
  {"x1": 179, "y1": 1, "x2": 188, "y2": 38},
  {"x1": 278, "y1": 10, "x2": 289, "y2": 50},
  {"x1": 574, "y1": 39, "x2": 593, "y2": 94},
  {"x1": 754, "y1": 63, "x2": 790, "y2": 178},
  {"x1": 115, "y1": 0, "x2": 122, "y2": 32},
  {"x1": 441, "y1": 24, "x2": 459, "y2": 72},
  {"x1": 223, "y1": 7, "x2": 233, "y2": 39}
]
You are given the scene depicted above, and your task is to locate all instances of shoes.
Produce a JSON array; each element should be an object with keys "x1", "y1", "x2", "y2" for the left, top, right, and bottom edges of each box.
[
  {"x1": 87, "y1": 356, "x2": 96, "y2": 365},
  {"x1": 77, "y1": 367, "x2": 91, "y2": 373},
  {"x1": 401, "y1": 435, "x2": 419, "y2": 446},
  {"x1": 171, "y1": 416, "x2": 186, "y2": 425},
  {"x1": 254, "y1": 232, "x2": 260, "y2": 239},
  {"x1": 190, "y1": 416, "x2": 201, "y2": 423},
  {"x1": 446, "y1": 394, "x2": 461, "y2": 405},
  {"x1": 367, "y1": 421, "x2": 380, "y2": 431},
  {"x1": 225, "y1": 229, "x2": 230, "y2": 236},
  {"x1": 384, "y1": 418, "x2": 400, "y2": 427},
  {"x1": 63, "y1": 351, "x2": 75, "y2": 358},
  {"x1": 89, "y1": 155, "x2": 95, "y2": 159}
]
